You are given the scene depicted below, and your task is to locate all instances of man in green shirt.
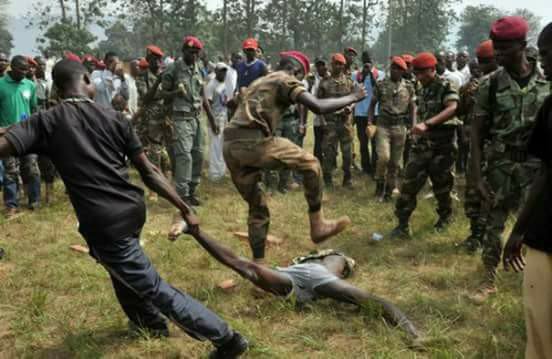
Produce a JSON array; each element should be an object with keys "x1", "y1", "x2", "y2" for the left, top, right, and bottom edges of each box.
[{"x1": 0, "y1": 55, "x2": 41, "y2": 217}]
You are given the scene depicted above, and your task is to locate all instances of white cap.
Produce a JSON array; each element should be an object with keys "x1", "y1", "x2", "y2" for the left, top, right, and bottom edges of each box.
[{"x1": 215, "y1": 62, "x2": 228, "y2": 71}]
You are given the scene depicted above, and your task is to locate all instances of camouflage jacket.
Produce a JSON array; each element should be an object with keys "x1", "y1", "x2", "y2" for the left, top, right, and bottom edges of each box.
[
  {"x1": 474, "y1": 66, "x2": 550, "y2": 150},
  {"x1": 317, "y1": 73, "x2": 354, "y2": 122},
  {"x1": 374, "y1": 78, "x2": 415, "y2": 121},
  {"x1": 416, "y1": 77, "x2": 460, "y2": 128}
]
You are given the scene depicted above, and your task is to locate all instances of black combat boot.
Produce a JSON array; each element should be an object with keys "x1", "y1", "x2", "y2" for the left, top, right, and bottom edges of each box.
[
  {"x1": 390, "y1": 220, "x2": 411, "y2": 239},
  {"x1": 375, "y1": 181, "x2": 384, "y2": 198}
]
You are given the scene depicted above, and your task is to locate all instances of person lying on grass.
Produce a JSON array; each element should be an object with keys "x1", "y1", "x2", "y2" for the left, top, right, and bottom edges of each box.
[{"x1": 169, "y1": 220, "x2": 423, "y2": 344}]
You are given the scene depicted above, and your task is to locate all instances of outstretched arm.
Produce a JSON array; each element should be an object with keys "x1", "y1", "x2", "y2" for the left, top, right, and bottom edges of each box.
[
  {"x1": 131, "y1": 152, "x2": 198, "y2": 228},
  {"x1": 169, "y1": 222, "x2": 292, "y2": 296},
  {"x1": 314, "y1": 280, "x2": 419, "y2": 339},
  {"x1": 297, "y1": 86, "x2": 365, "y2": 115}
]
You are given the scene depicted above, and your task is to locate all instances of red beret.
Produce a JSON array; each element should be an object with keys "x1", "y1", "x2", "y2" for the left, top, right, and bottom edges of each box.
[
  {"x1": 95, "y1": 59, "x2": 106, "y2": 70},
  {"x1": 146, "y1": 45, "x2": 164, "y2": 57},
  {"x1": 401, "y1": 54, "x2": 414, "y2": 64},
  {"x1": 490, "y1": 16, "x2": 529, "y2": 41},
  {"x1": 64, "y1": 51, "x2": 81, "y2": 63},
  {"x1": 412, "y1": 52, "x2": 437, "y2": 69},
  {"x1": 476, "y1": 40, "x2": 494, "y2": 59},
  {"x1": 345, "y1": 47, "x2": 358, "y2": 56},
  {"x1": 138, "y1": 58, "x2": 149, "y2": 69},
  {"x1": 331, "y1": 53, "x2": 347, "y2": 65},
  {"x1": 26, "y1": 56, "x2": 38, "y2": 67},
  {"x1": 280, "y1": 50, "x2": 310, "y2": 75},
  {"x1": 82, "y1": 54, "x2": 96, "y2": 62},
  {"x1": 182, "y1": 36, "x2": 203, "y2": 50},
  {"x1": 242, "y1": 38, "x2": 259, "y2": 50},
  {"x1": 391, "y1": 56, "x2": 408, "y2": 71}
]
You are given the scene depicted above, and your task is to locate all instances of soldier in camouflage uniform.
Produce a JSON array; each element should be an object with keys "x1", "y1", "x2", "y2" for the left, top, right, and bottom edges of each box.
[
  {"x1": 368, "y1": 56, "x2": 416, "y2": 201},
  {"x1": 470, "y1": 17, "x2": 550, "y2": 302},
  {"x1": 161, "y1": 36, "x2": 218, "y2": 206},
  {"x1": 391, "y1": 52, "x2": 460, "y2": 239},
  {"x1": 223, "y1": 51, "x2": 364, "y2": 262},
  {"x1": 135, "y1": 46, "x2": 171, "y2": 176},
  {"x1": 458, "y1": 40, "x2": 498, "y2": 253},
  {"x1": 317, "y1": 53, "x2": 356, "y2": 188}
]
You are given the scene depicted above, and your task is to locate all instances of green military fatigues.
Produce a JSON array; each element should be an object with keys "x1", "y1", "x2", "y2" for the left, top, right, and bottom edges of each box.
[
  {"x1": 162, "y1": 60, "x2": 204, "y2": 200},
  {"x1": 317, "y1": 73, "x2": 355, "y2": 186},
  {"x1": 373, "y1": 78, "x2": 415, "y2": 192},
  {"x1": 136, "y1": 71, "x2": 171, "y2": 173},
  {"x1": 474, "y1": 67, "x2": 549, "y2": 276},
  {"x1": 458, "y1": 77, "x2": 486, "y2": 248},
  {"x1": 395, "y1": 77, "x2": 460, "y2": 225}
]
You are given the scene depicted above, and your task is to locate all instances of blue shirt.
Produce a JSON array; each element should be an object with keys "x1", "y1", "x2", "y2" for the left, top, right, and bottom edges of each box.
[
  {"x1": 353, "y1": 70, "x2": 385, "y2": 117},
  {"x1": 237, "y1": 59, "x2": 267, "y2": 89}
]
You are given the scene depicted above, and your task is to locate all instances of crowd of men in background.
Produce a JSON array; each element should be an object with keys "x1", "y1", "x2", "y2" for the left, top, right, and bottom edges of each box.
[{"x1": 0, "y1": 14, "x2": 551, "y2": 358}]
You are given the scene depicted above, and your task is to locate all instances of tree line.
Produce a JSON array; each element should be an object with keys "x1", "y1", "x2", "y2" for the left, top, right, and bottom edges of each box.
[{"x1": 18, "y1": 1, "x2": 542, "y2": 64}]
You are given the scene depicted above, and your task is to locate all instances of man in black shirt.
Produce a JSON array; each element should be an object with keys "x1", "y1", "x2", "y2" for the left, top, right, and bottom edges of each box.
[
  {"x1": 503, "y1": 23, "x2": 552, "y2": 359},
  {"x1": 0, "y1": 60, "x2": 247, "y2": 358}
]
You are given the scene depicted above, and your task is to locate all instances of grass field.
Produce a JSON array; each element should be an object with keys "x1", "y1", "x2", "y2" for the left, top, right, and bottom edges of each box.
[{"x1": 0, "y1": 130, "x2": 526, "y2": 358}]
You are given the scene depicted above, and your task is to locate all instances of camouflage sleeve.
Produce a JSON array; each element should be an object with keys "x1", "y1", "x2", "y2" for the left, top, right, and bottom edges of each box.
[
  {"x1": 278, "y1": 75, "x2": 307, "y2": 104},
  {"x1": 473, "y1": 76, "x2": 492, "y2": 129},
  {"x1": 442, "y1": 81, "x2": 460, "y2": 105},
  {"x1": 317, "y1": 79, "x2": 327, "y2": 99},
  {"x1": 161, "y1": 64, "x2": 175, "y2": 91},
  {"x1": 373, "y1": 81, "x2": 382, "y2": 101}
]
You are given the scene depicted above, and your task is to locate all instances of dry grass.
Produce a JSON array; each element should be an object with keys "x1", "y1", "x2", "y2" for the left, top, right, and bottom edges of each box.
[{"x1": 0, "y1": 129, "x2": 526, "y2": 358}]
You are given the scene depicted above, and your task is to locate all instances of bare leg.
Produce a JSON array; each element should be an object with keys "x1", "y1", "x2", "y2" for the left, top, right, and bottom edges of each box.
[{"x1": 314, "y1": 279, "x2": 419, "y2": 339}]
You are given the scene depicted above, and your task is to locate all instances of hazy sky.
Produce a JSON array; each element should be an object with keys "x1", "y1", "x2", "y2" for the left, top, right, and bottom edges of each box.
[{"x1": 6, "y1": 0, "x2": 552, "y2": 55}]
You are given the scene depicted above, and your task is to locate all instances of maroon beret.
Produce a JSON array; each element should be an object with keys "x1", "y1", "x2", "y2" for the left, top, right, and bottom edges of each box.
[{"x1": 490, "y1": 16, "x2": 529, "y2": 41}]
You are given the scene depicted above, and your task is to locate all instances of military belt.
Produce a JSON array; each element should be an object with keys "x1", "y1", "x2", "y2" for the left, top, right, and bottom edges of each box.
[
  {"x1": 223, "y1": 127, "x2": 267, "y2": 141},
  {"x1": 378, "y1": 113, "x2": 408, "y2": 127},
  {"x1": 173, "y1": 110, "x2": 200, "y2": 120}
]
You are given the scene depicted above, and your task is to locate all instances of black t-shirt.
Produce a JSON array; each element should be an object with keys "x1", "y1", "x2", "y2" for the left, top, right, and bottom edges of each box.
[
  {"x1": 6, "y1": 99, "x2": 146, "y2": 242},
  {"x1": 525, "y1": 95, "x2": 552, "y2": 254}
]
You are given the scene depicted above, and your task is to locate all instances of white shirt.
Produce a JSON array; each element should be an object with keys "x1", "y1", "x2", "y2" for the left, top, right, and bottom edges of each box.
[
  {"x1": 458, "y1": 65, "x2": 471, "y2": 86},
  {"x1": 444, "y1": 69, "x2": 463, "y2": 89},
  {"x1": 126, "y1": 75, "x2": 138, "y2": 115},
  {"x1": 205, "y1": 78, "x2": 228, "y2": 120},
  {"x1": 226, "y1": 67, "x2": 238, "y2": 100},
  {"x1": 93, "y1": 69, "x2": 127, "y2": 108}
]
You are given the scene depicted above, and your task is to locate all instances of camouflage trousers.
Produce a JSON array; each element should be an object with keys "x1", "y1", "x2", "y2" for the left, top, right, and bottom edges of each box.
[
  {"x1": 375, "y1": 124, "x2": 407, "y2": 190},
  {"x1": 464, "y1": 139, "x2": 487, "y2": 243},
  {"x1": 264, "y1": 118, "x2": 301, "y2": 191},
  {"x1": 144, "y1": 142, "x2": 171, "y2": 174},
  {"x1": 3, "y1": 155, "x2": 41, "y2": 208},
  {"x1": 223, "y1": 127, "x2": 322, "y2": 260},
  {"x1": 321, "y1": 118, "x2": 353, "y2": 184},
  {"x1": 395, "y1": 134, "x2": 457, "y2": 223},
  {"x1": 480, "y1": 159, "x2": 540, "y2": 272}
]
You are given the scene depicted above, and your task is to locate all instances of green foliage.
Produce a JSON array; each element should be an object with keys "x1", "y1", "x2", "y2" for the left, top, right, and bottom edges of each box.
[
  {"x1": 0, "y1": 0, "x2": 12, "y2": 55},
  {"x1": 456, "y1": 5, "x2": 505, "y2": 54},
  {"x1": 373, "y1": 0, "x2": 459, "y2": 62},
  {"x1": 457, "y1": 6, "x2": 542, "y2": 54},
  {"x1": 98, "y1": 21, "x2": 139, "y2": 60},
  {"x1": 38, "y1": 21, "x2": 97, "y2": 57}
]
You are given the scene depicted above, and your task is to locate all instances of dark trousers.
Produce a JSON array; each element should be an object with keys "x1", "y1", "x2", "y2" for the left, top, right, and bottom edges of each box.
[
  {"x1": 313, "y1": 125, "x2": 324, "y2": 162},
  {"x1": 354, "y1": 116, "x2": 376, "y2": 174},
  {"x1": 86, "y1": 233, "x2": 232, "y2": 345}
]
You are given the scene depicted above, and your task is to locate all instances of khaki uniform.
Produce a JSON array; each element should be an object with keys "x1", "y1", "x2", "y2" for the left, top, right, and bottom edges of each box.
[
  {"x1": 162, "y1": 60, "x2": 204, "y2": 199},
  {"x1": 223, "y1": 71, "x2": 319, "y2": 260},
  {"x1": 373, "y1": 78, "x2": 414, "y2": 191},
  {"x1": 395, "y1": 78, "x2": 460, "y2": 225},
  {"x1": 474, "y1": 67, "x2": 549, "y2": 277},
  {"x1": 317, "y1": 73, "x2": 355, "y2": 185},
  {"x1": 136, "y1": 71, "x2": 171, "y2": 173}
]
